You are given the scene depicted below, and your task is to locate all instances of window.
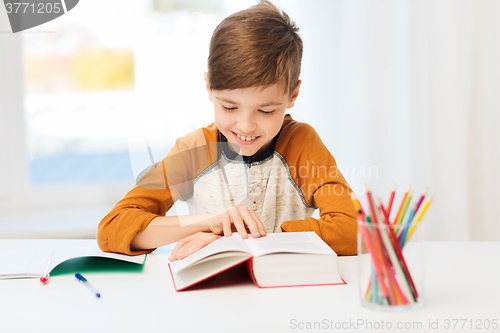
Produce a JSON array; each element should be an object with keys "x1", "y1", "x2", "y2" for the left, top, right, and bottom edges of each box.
[
  {"x1": 1, "y1": 0, "x2": 254, "y2": 236},
  {"x1": 22, "y1": 0, "x2": 254, "y2": 185}
]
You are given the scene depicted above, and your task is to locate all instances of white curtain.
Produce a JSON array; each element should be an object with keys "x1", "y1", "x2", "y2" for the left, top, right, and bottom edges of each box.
[{"x1": 276, "y1": 0, "x2": 500, "y2": 241}]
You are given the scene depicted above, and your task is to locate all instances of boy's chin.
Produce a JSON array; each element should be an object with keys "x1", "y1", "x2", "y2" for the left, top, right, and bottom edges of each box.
[
  {"x1": 227, "y1": 141, "x2": 260, "y2": 157},
  {"x1": 238, "y1": 147, "x2": 258, "y2": 157}
]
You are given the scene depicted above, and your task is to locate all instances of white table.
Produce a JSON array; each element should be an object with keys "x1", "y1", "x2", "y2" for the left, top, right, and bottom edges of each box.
[{"x1": 0, "y1": 241, "x2": 499, "y2": 333}]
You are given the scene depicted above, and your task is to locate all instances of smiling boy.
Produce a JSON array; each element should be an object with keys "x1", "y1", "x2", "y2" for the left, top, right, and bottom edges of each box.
[{"x1": 97, "y1": 1, "x2": 357, "y2": 259}]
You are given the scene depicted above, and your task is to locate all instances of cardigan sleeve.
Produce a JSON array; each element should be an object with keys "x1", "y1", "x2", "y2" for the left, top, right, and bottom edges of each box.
[
  {"x1": 280, "y1": 183, "x2": 358, "y2": 256},
  {"x1": 97, "y1": 127, "x2": 217, "y2": 255},
  {"x1": 97, "y1": 160, "x2": 174, "y2": 255},
  {"x1": 278, "y1": 118, "x2": 358, "y2": 255}
]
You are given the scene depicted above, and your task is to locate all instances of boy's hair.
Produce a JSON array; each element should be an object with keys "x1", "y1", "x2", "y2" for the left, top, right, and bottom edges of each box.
[{"x1": 207, "y1": 0, "x2": 303, "y2": 96}]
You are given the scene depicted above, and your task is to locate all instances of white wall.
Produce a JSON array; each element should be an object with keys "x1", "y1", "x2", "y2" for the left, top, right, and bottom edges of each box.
[
  {"x1": 276, "y1": 0, "x2": 500, "y2": 241},
  {"x1": 0, "y1": 9, "x2": 28, "y2": 200}
]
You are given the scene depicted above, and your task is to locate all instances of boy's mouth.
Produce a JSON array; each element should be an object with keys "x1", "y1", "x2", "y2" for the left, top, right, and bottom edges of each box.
[{"x1": 232, "y1": 131, "x2": 260, "y2": 145}]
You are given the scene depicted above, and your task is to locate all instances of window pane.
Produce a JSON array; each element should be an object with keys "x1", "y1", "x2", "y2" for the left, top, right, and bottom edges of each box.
[{"x1": 22, "y1": 0, "x2": 253, "y2": 185}]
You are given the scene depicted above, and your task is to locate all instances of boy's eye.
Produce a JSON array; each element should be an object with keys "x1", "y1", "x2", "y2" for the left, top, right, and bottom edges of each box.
[{"x1": 259, "y1": 110, "x2": 275, "y2": 115}]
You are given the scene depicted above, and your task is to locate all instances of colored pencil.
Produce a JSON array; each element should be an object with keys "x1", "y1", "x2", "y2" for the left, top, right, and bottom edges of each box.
[
  {"x1": 364, "y1": 275, "x2": 372, "y2": 300},
  {"x1": 375, "y1": 204, "x2": 411, "y2": 304},
  {"x1": 397, "y1": 188, "x2": 427, "y2": 242},
  {"x1": 386, "y1": 185, "x2": 396, "y2": 218},
  {"x1": 394, "y1": 190, "x2": 412, "y2": 234},
  {"x1": 361, "y1": 186, "x2": 430, "y2": 306},
  {"x1": 406, "y1": 194, "x2": 434, "y2": 242},
  {"x1": 350, "y1": 192, "x2": 365, "y2": 217},
  {"x1": 396, "y1": 202, "x2": 416, "y2": 240},
  {"x1": 378, "y1": 200, "x2": 418, "y2": 300},
  {"x1": 392, "y1": 186, "x2": 410, "y2": 224},
  {"x1": 370, "y1": 268, "x2": 379, "y2": 303},
  {"x1": 380, "y1": 218, "x2": 411, "y2": 305},
  {"x1": 412, "y1": 188, "x2": 428, "y2": 218},
  {"x1": 359, "y1": 219, "x2": 390, "y2": 305},
  {"x1": 366, "y1": 187, "x2": 398, "y2": 305}
]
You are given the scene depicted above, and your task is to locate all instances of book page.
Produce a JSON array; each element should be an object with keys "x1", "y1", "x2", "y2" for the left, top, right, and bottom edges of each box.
[
  {"x1": 169, "y1": 233, "x2": 251, "y2": 273},
  {"x1": 244, "y1": 232, "x2": 336, "y2": 257},
  {"x1": 0, "y1": 240, "x2": 145, "y2": 279},
  {"x1": 0, "y1": 248, "x2": 54, "y2": 278}
]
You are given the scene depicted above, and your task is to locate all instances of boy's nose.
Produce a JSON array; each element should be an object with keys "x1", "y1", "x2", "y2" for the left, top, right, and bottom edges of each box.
[{"x1": 237, "y1": 115, "x2": 256, "y2": 133}]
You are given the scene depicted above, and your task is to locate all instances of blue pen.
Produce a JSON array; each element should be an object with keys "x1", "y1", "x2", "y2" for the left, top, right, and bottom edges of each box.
[{"x1": 75, "y1": 273, "x2": 101, "y2": 298}]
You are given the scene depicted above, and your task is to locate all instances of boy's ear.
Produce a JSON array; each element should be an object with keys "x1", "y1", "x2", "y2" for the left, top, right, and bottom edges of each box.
[
  {"x1": 287, "y1": 80, "x2": 302, "y2": 108},
  {"x1": 204, "y1": 72, "x2": 212, "y2": 102}
]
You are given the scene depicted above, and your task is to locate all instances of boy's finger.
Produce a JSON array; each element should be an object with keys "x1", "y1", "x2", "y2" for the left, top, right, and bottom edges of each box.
[
  {"x1": 173, "y1": 240, "x2": 199, "y2": 260},
  {"x1": 222, "y1": 216, "x2": 232, "y2": 237},
  {"x1": 230, "y1": 209, "x2": 248, "y2": 238},
  {"x1": 249, "y1": 209, "x2": 266, "y2": 236},
  {"x1": 171, "y1": 236, "x2": 188, "y2": 255},
  {"x1": 175, "y1": 245, "x2": 194, "y2": 260},
  {"x1": 171, "y1": 243, "x2": 189, "y2": 260},
  {"x1": 238, "y1": 207, "x2": 261, "y2": 238},
  {"x1": 177, "y1": 234, "x2": 219, "y2": 259},
  {"x1": 170, "y1": 233, "x2": 198, "y2": 259}
]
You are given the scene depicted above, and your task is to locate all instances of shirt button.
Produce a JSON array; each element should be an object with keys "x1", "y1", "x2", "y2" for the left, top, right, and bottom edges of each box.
[{"x1": 251, "y1": 203, "x2": 258, "y2": 211}]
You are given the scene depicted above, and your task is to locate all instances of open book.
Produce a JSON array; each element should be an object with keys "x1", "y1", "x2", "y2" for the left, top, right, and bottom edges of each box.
[
  {"x1": 0, "y1": 239, "x2": 146, "y2": 279},
  {"x1": 168, "y1": 232, "x2": 344, "y2": 291}
]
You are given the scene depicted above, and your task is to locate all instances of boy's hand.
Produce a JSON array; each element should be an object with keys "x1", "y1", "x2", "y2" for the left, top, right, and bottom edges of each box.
[
  {"x1": 168, "y1": 232, "x2": 221, "y2": 262},
  {"x1": 208, "y1": 206, "x2": 266, "y2": 239}
]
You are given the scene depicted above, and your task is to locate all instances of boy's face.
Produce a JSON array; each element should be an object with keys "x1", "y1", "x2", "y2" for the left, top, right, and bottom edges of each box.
[{"x1": 206, "y1": 73, "x2": 301, "y2": 157}]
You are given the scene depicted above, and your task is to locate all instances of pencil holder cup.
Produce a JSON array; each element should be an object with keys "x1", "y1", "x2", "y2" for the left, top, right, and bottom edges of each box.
[{"x1": 357, "y1": 218, "x2": 424, "y2": 311}]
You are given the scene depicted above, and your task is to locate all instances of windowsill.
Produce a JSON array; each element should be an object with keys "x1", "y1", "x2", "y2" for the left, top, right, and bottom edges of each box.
[{"x1": 0, "y1": 205, "x2": 112, "y2": 239}]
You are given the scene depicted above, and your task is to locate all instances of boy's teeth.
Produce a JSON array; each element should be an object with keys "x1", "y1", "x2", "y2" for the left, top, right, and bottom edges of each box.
[{"x1": 236, "y1": 134, "x2": 256, "y2": 141}]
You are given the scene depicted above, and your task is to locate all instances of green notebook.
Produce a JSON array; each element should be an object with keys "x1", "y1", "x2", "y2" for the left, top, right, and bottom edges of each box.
[
  {"x1": 50, "y1": 256, "x2": 146, "y2": 276},
  {"x1": 0, "y1": 239, "x2": 146, "y2": 279}
]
